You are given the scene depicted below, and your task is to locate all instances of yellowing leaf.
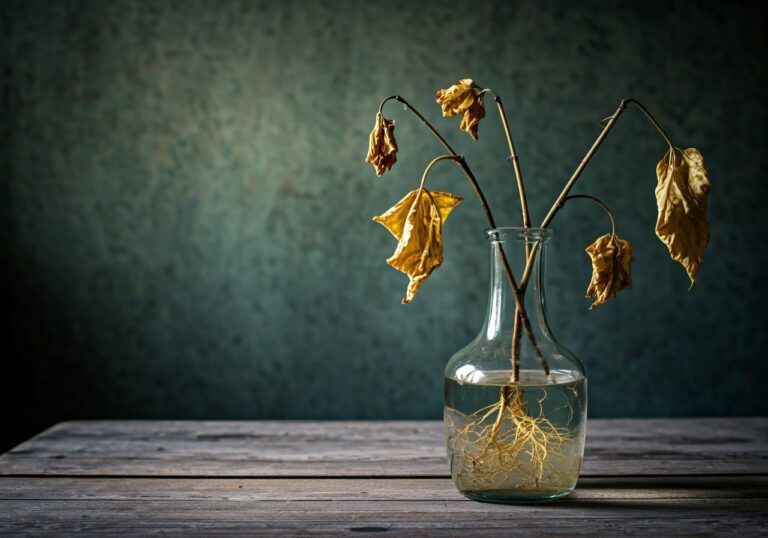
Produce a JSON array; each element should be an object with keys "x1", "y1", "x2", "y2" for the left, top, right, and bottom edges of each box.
[
  {"x1": 585, "y1": 233, "x2": 633, "y2": 309},
  {"x1": 365, "y1": 113, "x2": 398, "y2": 176},
  {"x1": 655, "y1": 148, "x2": 711, "y2": 288},
  {"x1": 435, "y1": 79, "x2": 486, "y2": 140},
  {"x1": 373, "y1": 189, "x2": 463, "y2": 303}
]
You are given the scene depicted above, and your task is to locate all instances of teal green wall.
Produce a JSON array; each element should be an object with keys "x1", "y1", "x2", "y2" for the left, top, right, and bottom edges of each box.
[{"x1": 3, "y1": 0, "x2": 766, "y2": 448}]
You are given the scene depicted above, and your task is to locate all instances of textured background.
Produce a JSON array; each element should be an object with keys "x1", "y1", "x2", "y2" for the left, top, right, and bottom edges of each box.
[{"x1": 2, "y1": 0, "x2": 767, "y2": 451}]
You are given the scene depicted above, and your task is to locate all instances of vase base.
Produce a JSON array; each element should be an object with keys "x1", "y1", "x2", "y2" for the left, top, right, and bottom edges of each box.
[{"x1": 460, "y1": 488, "x2": 574, "y2": 504}]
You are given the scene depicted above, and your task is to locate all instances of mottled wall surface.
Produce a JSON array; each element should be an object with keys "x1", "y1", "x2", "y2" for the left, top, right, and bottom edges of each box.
[{"x1": 2, "y1": 0, "x2": 766, "y2": 449}]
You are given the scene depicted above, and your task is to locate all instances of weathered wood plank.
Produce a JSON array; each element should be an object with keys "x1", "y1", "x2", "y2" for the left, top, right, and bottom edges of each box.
[
  {"x1": 1, "y1": 419, "x2": 766, "y2": 477},
  {"x1": 0, "y1": 476, "x2": 766, "y2": 501},
  {"x1": 1, "y1": 421, "x2": 766, "y2": 536},
  {"x1": 0, "y1": 496, "x2": 765, "y2": 536}
]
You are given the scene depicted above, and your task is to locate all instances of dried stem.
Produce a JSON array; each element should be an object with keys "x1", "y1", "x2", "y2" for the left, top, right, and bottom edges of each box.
[
  {"x1": 510, "y1": 99, "x2": 673, "y2": 376},
  {"x1": 379, "y1": 96, "x2": 497, "y2": 228},
  {"x1": 540, "y1": 99, "x2": 629, "y2": 230},
  {"x1": 542, "y1": 98, "x2": 672, "y2": 230},
  {"x1": 416, "y1": 155, "x2": 460, "y2": 193},
  {"x1": 380, "y1": 95, "x2": 548, "y2": 377},
  {"x1": 512, "y1": 313, "x2": 522, "y2": 382},
  {"x1": 509, "y1": 241, "x2": 550, "y2": 382},
  {"x1": 563, "y1": 195, "x2": 617, "y2": 238},
  {"x1": 481, "y1": 89, "x2": 531, "y2": 228},
  {"x1": 518, "y1": 98, "x2": 669, "y2": 292},
  {"x1": 621, "y1": 99, "x2": 674, "y2": 150},
  {"x1": 481, "y1": 90, "x2": 536, "y2": 378},
  {"x1": 415, "y1": 154, "x2": 461, "y2": 213}
]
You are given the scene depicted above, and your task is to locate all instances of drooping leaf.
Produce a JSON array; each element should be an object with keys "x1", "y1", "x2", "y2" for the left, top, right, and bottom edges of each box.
[
  {"x1": 585, "y1": 233, "x2": 633, "y2": 309},
  {"x1": 435, "y1": 79, "x2": 486, "y2": 140},
  {"x1": 365, "y1": 113, "x2": 398, "y2": 176},
  {"x1": 373, "y1": 188, "x2": 463, "y2": 303},
  {"x1": 655, "y1": 148, "x2": 711, "y2": 288}
]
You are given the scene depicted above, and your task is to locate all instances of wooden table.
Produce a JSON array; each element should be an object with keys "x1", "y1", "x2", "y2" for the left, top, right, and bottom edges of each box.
[{"x1": 0, "y1": 419, "x2": 766, "y2": 535}]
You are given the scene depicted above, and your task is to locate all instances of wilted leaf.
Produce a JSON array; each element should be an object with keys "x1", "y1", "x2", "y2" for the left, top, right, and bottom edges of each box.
[
  {"x1": 373, "y1": 188, "x2": 463, "y2": 303},
  {"x1": 585, "y1": 233, "x2": 633, "y2": 309},
  {"x1": 365, "y1": 113, "x2": 398, "y2": 176},
  {"x1": 435, "y1": 79, "x2": 486, "y2": 140},
  {"x1": 655, "y1": 148, "x2": 711, "y2": 288}
]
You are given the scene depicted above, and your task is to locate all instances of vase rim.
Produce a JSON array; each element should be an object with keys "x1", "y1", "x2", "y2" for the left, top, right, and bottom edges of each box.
[{"x1": 484, "y1": 227, "x2": 552, "y2": 241}]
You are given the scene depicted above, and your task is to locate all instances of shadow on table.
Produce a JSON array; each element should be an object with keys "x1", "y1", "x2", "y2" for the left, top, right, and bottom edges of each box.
[
  {"x1": 545, "y1": 475, "x2": 768, "y2": 511},
  {"x1": 576, "y1": 476, "x2": 766, "y2": 490}
]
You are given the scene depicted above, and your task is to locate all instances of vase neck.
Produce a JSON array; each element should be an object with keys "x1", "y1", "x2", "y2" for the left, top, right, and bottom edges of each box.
[{"x1": 481, "y1": 229, "x2": 553, "y2": 344}]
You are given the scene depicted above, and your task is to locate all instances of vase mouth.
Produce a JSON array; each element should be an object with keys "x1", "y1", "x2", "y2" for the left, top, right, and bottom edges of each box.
[{"x1": 484, "y1": 227, "x2": 552, "y2": 242}]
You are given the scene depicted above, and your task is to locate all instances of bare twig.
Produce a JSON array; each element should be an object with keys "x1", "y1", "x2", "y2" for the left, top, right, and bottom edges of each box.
[
  {"x1": 563, "y1": 195, "x2": 617, "y2": 238},
  {"x1": 481, "y1": 89, "x2": 531, "y2": 228}
]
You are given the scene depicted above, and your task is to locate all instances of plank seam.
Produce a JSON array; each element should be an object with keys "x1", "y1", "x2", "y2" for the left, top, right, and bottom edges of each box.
[{"x1": 1, "y1": 472, "x2": 766, "y2": 479}]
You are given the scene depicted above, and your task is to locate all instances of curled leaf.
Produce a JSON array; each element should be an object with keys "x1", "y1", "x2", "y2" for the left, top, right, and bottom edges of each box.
[
  {"x1": 585, "y1": 233, "x2": 633, "y2": 309},
  {"x1": 655, "y1": 148, "x2": 711, "y2": 288},
  {"x1": 365, "y1": 113, "x2": 398, "y2": 176},
  {"x1": 435, "y1": 78, "x2": 486, "y2": 140},
  {"x1": 373, "y1": 188, "x2": 463, "y2": 303}
]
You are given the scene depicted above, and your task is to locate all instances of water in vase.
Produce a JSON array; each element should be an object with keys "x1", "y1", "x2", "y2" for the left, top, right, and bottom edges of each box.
[{"x1": 444, "y1": 368, "x2": 587, "y2": 502}]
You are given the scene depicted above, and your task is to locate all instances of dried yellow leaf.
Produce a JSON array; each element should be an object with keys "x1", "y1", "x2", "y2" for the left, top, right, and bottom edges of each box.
[
  {"x1": 373, "y1": 188, "x2": 463, "y2": 303},
  {"x1": 585, "y1": 233, "x2": 633, "y2": 309},
  {"x1": 655, "y1": 148, "x2": 711, "y2": 288},
  {"x1": 365, "y1": 113, "x2": 398, "y2": 176},
  {"x1": 435, "y1": 78, "x2": 486, "y2": 140}
]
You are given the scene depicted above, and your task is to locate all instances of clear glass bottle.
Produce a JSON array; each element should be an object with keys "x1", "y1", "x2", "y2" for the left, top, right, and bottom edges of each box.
[{"x1": 444, "y1": 227, "x2": 587, "y2": 503}]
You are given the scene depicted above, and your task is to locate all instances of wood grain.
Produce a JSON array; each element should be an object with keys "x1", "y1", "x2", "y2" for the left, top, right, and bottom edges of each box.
[
  {"x1": 1, "y1": 418, "x2": 766, "y2": 477},
  {"x1": 1, "y1": 476, "x2": 766, "y2": 501},
  {"x1": 0, "y1": 480, "x2": 765, "y2": 536},
  {"x1": 1, "y1": 419, "x2": 766, "y2": 536}
]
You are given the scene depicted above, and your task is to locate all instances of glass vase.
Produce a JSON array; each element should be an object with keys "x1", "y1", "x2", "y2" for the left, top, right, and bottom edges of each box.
[{"x1": 444, "y1": 227, "x2": 587, "y2": 503}]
